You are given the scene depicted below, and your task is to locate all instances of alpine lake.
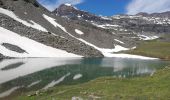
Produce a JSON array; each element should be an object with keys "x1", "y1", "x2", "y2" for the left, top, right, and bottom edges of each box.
[{"x1": 0, "y1": 57, "x2": 169, "y2": 99}]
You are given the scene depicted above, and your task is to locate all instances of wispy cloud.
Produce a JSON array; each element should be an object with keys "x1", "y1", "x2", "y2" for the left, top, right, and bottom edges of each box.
[
  {"x1": 38, "y1": 0, "x2": 84, "y2": 11},
  {"x1": 126, "y1": 0, "x2": 170, "y2": 15}
]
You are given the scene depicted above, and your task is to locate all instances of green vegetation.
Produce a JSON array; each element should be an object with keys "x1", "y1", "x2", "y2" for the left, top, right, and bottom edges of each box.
[
  {"x1": 17, "y1": 66, "x2": 170, "y2": 100},
  {"x1": 125, "y1": 40, "x2": 170, "y2": 60}
]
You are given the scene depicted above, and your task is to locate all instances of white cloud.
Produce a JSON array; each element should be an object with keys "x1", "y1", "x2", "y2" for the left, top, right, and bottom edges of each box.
[
  {"x1": 126, "y1": 0, "x2": 170, "y2": 15},
  {"x1": 38, "y1": 0, "x2": 84, "y2": 11}
]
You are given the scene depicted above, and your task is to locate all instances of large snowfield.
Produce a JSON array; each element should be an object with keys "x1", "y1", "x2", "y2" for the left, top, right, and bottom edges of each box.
[{"x1": 0, "y1": 27, "x2": 81, "y2": 57}]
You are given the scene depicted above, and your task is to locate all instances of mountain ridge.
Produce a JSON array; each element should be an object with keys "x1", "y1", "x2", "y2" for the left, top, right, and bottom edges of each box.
[
  {"x1": 0, "y1": 1, "x2": 169, "y2": 58},
  {"x1": 136, "y1": 11, "x2": 170, "y2": 18},
  {"x1": 53, "y1": 4, "x2": 112, "y2": 23}
]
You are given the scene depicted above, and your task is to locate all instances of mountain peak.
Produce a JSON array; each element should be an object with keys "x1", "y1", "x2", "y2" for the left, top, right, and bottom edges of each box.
[
  {"x1": 53, "y1": 4, "x2": 111, "y2": 22},
  {"x1": 53, "y1": 3, "x2": 78, "y2": 16},
  {"x1": 64, "y1": 3, "x2": 72, "y2": 6},
  {"x1": 58, "y1": 3, "x2": 77, "y2": 10}
]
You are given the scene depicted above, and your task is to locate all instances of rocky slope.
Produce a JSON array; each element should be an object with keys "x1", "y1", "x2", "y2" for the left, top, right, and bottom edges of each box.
[
  {"x1": 0, "y1": 0, "x2": 103, "y2": 57},
  {"x1": 0, "y1": 0, "x2": 169, "y2": 58}
]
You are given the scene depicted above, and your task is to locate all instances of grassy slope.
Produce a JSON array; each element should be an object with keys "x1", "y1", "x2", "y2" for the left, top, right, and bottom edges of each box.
[
  {"x1": 18, "y1": 66, "x2": 170, "y2": 100},
  {"x1": 125, "y1": 40, "x2": 170, "y2": 60}
]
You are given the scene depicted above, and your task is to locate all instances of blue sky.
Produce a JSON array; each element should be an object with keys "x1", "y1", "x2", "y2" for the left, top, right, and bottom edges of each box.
[
  {"x1": 38, "y1": 0, "x2": 170, "y2": 16},
  {"x1": 76, "y1": 0, "x2": 131, "y2": 16}
]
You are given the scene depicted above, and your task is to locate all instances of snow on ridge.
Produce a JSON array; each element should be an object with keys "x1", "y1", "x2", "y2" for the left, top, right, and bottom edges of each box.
[
  {"x1": 100, "y1": 16, "x2": 112, "y2": 20},
  {"x1": 43, "y1": 14, "x2": 77, "y2": 38},
  {"x1": 0, "y1": 8, "x2": 48, "y2": 32},
  {"x1": 75, "y1": 29, "x2": 84, "y2": 35},
  {"x1": 64, "y1": 3, "x2": 79, "y2": 10},
  {"x1": 92, "y1": 23, "x2": 120, "y2": 29},
  {"x1": 0, "y1": 27, "x2": 82, "y2": 57},
  {"x1": 43, "y1": 14, "x2": 67, "y2": 32}
]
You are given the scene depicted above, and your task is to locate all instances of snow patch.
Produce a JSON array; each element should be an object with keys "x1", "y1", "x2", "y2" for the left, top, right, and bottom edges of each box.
[
  {"x1": 0, "y1": 8, "x2": 47, "y2": 32},
  {"x1": 114, "y1": 39, "x2": 125, "y2": 44},
  {"x1": 78, "y1": 38, "x2": 129, "y2": 56},
  {"x1": 103, "y1": 53, "x2": 158, "y2": 60},
  {"x1": 138, "y1": 34, "x2": 159, "y2": 40},
  {"x1": 100, "y1": 16, "x2": 112, "y2": 20},
  {"x1": 24, "y1": 12, "x2": 27, "y2": 15},
  {"x1": 92, "y1": 23, "x2": 120, "y2": 29},
  {"x1": 0, "y1": 27, "x2": 81, "y2": 57},
  {"x1": 77, "y1": 15, "x2": 81, "y2": 18},
  {"x1": 75, "y1": 29, "x2": 84, "y2": 35}
]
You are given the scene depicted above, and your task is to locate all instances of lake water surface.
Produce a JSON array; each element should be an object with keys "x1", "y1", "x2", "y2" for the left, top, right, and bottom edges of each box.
[{"x1": 0, "y1": 58, "x2": 169, "y2": 99}]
